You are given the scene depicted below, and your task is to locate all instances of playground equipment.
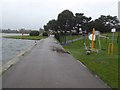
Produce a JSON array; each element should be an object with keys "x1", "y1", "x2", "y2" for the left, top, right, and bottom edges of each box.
[
  {"x1": 84, "y1": 42, "x2": 98, "y2": 55},
  {"x1": 108, "y1": 28, "x2": 116, "y2": 55},
  {"x1": 84, "y1": 28, "x2": 116, "y2": 55},
  {"x1": 84, "y1": 28, "x2": 98, "y2": 55},
  {"x1": 88, "y1": 28, "x2": 99, "y2": 54},
  {"x1": 108, "y1": 43, "x2": 114, "y2": 54},
  {"x1": 85, "y1": 28, "x2": 110, "y2": 55},
  {"x1": 84, "y1": 43, "x2": 90, "y2": 55},
  {"x1": 91, "y1": 28, "x2": 95, "y2": 49}
]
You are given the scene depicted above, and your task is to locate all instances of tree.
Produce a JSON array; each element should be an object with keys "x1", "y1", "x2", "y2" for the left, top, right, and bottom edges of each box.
[
  {"x1": 44, "y1": 19, "x2": 57, "y2": 31},
  {"x1": 57, "y1": 9, "x2": 75, "y2": 32},
  {"x1": 74, "y1": 13, "x2": 92, "y2": 33},
  {"x1": 92, "y1": 15, "x2": 119, "y2": 32},
  {"x1": 43, "y1": 10, "x2": 120, "y2": 34},
  {"x1": 29, "y1": 31, "x2": 39, "y2": 36},
  {"x1": 42, "y1": 32, "x2": 48, "y2": 36}
]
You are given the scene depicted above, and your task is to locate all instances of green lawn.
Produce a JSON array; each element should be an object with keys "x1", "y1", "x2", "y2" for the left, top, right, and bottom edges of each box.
[
  {"x1": 64, "y1": 32, "x2": 118, "y2": 88},
  {"x1": 3, "y1": 35, "x2": 47, "y2": 40}
]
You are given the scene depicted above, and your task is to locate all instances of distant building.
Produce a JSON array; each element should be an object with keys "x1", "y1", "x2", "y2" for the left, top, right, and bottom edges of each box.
[{"x1": 118, "y1": 1, "x2": 120, "y2": 20}]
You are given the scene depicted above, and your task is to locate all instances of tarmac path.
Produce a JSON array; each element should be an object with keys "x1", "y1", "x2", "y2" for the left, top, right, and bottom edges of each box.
[{"x1": 2, "y1": 36, "x2": 109, "y2": 88}]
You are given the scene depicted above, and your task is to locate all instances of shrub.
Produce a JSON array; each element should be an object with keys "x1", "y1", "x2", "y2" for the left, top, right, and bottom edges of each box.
[
  {"x1": 55, "y1": 33, "x2": 60, "y2": 41},
  {"x1": 29, "y1": 31, "x2": 39, "y2": 36},
  {"x1": 72, "y1": 32, "x2": 78, "y2": 35},
  {"x1": 42, "y1": 32, "x2": 48, "y2": 36}
]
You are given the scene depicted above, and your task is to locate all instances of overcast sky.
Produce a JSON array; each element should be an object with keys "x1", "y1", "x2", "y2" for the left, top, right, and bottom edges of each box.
[{"x1": 1, "y1": 0, "x2": 119, "y2": 30}]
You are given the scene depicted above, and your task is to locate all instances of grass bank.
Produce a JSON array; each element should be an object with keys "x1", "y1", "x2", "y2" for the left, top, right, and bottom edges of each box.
[
  {"x1": 3, "y1": 35, "x2": 47, "y2": 40},
  {"x1": 63, "y1": 32, "x2": 118, "y2": 88}
]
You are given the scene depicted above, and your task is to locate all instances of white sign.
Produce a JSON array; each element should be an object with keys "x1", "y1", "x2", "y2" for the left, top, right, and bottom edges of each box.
[
  {"x1": 95, "y1": 31, "x2": 100, "y2": 35},
  {"x1": 79, "y1": 28, "x2": 82, "y2": 31},
  {"x1": 111, "y1": 28, "x2": 116, "y2": 32},
  {"x1": 88, "y1": 34, "x2": 96, "y2": 41}
]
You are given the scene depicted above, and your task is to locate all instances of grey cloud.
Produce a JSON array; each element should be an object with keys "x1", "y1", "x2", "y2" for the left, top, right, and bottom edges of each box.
[{"x1": 2, "y1": 0, "x2": 119, "y2": 30}]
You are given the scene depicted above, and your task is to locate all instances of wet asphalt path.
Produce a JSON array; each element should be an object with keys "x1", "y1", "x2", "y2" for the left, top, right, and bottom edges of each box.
[{"x1": 2, "y1": 36, "x2": 109, "y2": 88}]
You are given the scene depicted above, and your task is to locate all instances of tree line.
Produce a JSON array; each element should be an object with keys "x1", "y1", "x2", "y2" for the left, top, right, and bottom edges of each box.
[
  {"x1": 2, "y1": 28, "x2": 31, "y2": 34},
  {"x1": 44, "y1": 9, "x2": 120, "y2": 34}
]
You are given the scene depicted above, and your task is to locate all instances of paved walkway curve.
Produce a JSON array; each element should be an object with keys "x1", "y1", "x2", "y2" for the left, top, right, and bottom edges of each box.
[{"x1": 3, "y1": 36, "x2": 109, "y2": 88}]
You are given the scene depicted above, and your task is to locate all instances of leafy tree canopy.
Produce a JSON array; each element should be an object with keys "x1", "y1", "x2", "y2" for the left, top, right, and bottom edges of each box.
[
  {"x1": 44, "y1": 19, "x2": 57, "y2": 31},
  {"x1": 43, "y1": 10, "x2": 120, "y2": 33},
  {"x1": 93, "y1": 15, "x2": 119, "y2": 32},
  {"x1": 57, "y1": 9, "x2": 74, "y2": 31}
]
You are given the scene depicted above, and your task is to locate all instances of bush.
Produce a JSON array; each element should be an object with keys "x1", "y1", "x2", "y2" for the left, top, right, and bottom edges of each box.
[
  {"x1": 29, "y1": 31, "x2": 39, "y2": 36},
  {"x1": 42, "y1": 32, "x2": 48, "y2": 36},
  {"x1": 55, "y1": 33, "x2": 60, "y2": 41},
  {"x1": 72, "y1": 32, "x2": 78, "y2": 35}
]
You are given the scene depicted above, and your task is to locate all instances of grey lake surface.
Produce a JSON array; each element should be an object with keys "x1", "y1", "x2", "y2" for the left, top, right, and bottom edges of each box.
[{"x1": 0, "y1": 33, "x2": 35, "y2": 66}]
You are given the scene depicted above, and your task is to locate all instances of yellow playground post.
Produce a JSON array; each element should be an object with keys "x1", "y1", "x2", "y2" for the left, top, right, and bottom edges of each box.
[{"x1": 108, "y1": 43, "x2": 114, "y2": 55}]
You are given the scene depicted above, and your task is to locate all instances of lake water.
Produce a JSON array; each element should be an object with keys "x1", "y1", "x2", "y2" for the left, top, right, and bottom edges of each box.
[{"x1": 0, "y1": 33, "x2": 35, "y2": 66}]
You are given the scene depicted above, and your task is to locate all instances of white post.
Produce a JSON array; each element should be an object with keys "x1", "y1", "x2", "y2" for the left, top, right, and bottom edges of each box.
[
  {"x1": 111, "y1": 28, "x2": 116, "y2": 43},
  {"x1": 98, "y1": 33, "x2": 101, "y2": 50}
]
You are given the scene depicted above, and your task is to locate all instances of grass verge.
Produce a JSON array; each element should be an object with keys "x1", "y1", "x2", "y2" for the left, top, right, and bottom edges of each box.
[{"x1": 63, "y1": 32, "x2": 118, "y2": 88}]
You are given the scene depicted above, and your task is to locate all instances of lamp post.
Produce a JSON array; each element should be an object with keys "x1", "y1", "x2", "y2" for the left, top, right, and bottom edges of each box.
[
  {"x1": 58, "y1": 26, "x2": 61, "y2": 42},
  {"x1": 65, "y1": 20, "x2": 69, "y2": 44},
  {"x1": 76, "y1": 24, "x2": 81, "y2": 35},
  {"x1": 71, "y1": 27, "x2": 75, "y2": 42},
  {"x1": 75, "y1": 24, "x2": 82, "y2": 41}
]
